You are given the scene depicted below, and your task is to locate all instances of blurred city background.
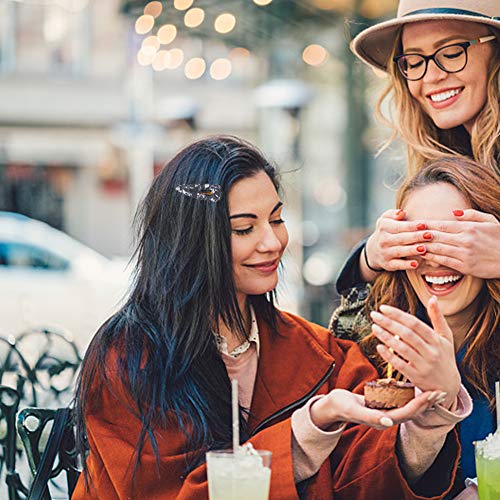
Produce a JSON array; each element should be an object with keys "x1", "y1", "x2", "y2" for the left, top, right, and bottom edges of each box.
[{"x1": 0, "y1": 0, "x2": 407, "y2": 352}]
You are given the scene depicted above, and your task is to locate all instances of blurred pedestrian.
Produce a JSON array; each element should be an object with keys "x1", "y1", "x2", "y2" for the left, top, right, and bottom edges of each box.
[{"x1": 73, "y1": 136, "x2": 469, "y2": 499}]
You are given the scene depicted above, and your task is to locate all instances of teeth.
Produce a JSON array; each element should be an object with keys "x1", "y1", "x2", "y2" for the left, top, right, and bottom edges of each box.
[
  {"x1": 424, "y1": 275, "x2": 461, "y2": 285},
  {"x1": 430, "y1": 89, "x2": 460, "y2": 102}
]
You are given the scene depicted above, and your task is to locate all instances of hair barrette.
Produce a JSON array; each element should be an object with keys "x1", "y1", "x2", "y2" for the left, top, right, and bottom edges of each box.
[{"x1": 175, "y1": 183, "x2": 222, "y2": 202}]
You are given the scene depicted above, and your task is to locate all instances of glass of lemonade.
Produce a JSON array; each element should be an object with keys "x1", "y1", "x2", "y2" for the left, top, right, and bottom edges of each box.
[
  {"x1": 206, "y1": 449, "x2": 272, "y2": 500},
  {"x1": 475, "y1": 433, "x2": 500, "y2": 500}
]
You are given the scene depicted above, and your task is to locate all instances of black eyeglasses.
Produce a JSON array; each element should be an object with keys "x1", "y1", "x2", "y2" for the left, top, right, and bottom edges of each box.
[{"x1": 393, "y1": 35, "x2": 496, "y2": 81}]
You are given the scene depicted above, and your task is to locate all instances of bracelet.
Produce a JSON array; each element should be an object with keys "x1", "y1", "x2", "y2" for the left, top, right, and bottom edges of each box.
[{"x1": 363, "y1": 245, "x2": 383, "y2": 273}]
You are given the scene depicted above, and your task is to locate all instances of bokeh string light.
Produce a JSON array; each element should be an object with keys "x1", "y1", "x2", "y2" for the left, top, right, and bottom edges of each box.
[
  {"x1": 166, "y1": 48, "x2": 185, "y2": 69},
  {"x1": 137, "y1": 46, "x2": 157, "y2": 66},
  {"x1": 302, "y1": 44, "x2": 329, "y2": 66},
  {"x1": 152, "y1": 50, "x2": 170, "y2": 71},
  {"x1": 210, "y1": 58, "x2": 232, "y2": 80},
  {"x1": 174, "y1": 0, "x2": 194, "y2": 10},
  {"x1": 135, "y1": 14, "x2": 155, "y2": 35},
  {"x1": 157, "y1": 24, "x2": 177, "y2": 45},
  {"x1": 229, "y1": 47, "x2": 250, "y2": 59},
  {"x1": 184, "y1": 57, "x2": 206, "y2": 79},
  {"x1": 144, "y1": 1, "x2": 162, "y2": 18},
  {"x1": 132, "y1": 0, "x2": 338, "y2": 80},
  {"x1": 184, "y1": 8, "x2": 205, "y2": 28},
  {"x1": 214, "y1": 13, "x2": 236, "y2": 34},
  {"x1": 142, "y1": 35, "x2": 160, "y2": 51}
]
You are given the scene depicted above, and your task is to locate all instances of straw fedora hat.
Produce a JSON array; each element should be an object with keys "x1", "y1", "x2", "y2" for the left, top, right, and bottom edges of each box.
[{"x1": 351, "y1": 0, "x2": 500, "y2": 72}]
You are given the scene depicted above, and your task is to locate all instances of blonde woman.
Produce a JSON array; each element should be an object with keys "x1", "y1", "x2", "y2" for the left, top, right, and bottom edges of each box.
[{"x1": 337, "y1": 0, "x2": 500, "y2": 293}]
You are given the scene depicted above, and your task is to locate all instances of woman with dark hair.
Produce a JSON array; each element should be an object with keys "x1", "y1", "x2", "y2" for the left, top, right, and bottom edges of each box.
[
  {"x1": 337, "y1": 0, "x2": 500, "y2": 294},
  {"x1": 332, "y1": 156, "x2": 500, "y2": 496},
  {"x1": 73, "y1": 137, "x2": 470, "y2": 499}
]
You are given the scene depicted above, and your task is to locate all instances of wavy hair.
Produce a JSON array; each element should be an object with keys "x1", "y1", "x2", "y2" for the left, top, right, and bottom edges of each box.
[
  {"x1": 74, "y1": 136, "x2": 285, "y2": 490},
  {"x1": 362, "y1": 157, "x2": 500, "y2": 406},
  {"x1": 375, "y1": 27, "x2": 500, "y2": 176}
]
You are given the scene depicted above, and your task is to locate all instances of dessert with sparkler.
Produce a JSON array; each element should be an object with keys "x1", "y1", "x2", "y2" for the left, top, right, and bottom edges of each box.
[{"x1": 364, "y1": 361, "x2": 415, "y2": 410}]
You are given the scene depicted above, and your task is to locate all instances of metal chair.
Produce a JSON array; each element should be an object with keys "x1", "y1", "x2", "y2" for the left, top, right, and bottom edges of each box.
[
  {"x1": 0, "y1": 326, "x2": 81, "y2": 499},
  {"x1": 17, "y1": 407, "x2": 80, "y2": 500}
]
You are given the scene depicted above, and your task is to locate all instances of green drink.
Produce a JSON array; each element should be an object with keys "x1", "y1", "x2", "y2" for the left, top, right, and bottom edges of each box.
[{"x1": 475, "y1": 433, "x2": 500, "y2": 500}]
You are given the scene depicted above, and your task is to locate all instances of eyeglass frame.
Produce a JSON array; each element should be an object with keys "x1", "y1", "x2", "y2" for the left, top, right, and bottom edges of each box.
[{"x1": 393, "y1": 35, "x2": 497, "y2": 81}]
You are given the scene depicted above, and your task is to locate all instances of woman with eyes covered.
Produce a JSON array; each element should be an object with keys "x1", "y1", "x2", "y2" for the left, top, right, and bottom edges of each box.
[
  {"x1": 336, "y1": 0, "x2": 500, "y2": 294},
  {"x1": 72, "y1": 136, "x2": 471, "y2": 499},
  {"x1": 333, "y1": 156, "x2": 499, "y2": 497}
]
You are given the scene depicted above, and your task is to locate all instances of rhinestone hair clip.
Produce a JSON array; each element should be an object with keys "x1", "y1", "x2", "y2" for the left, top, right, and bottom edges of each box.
[{"x1": 175, "y1": 183, "x2": 222, "y2": 202}]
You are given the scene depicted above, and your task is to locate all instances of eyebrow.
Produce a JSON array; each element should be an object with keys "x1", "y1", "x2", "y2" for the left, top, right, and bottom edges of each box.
[
  {"x1": 229, "y1": 201, "x2": 283, "y2": 220},
  {"x1": 404, "y1": 35, "x2": 466, "y2": 53}
]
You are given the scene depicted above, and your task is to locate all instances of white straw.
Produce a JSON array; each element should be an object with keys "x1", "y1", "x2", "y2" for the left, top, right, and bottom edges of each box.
[
  {"x1": 496, "y1": 380, "x2": 499, "y2": 432},
  {"x1": 232, "y1": 379, "x2": 240, "y2": 454}
]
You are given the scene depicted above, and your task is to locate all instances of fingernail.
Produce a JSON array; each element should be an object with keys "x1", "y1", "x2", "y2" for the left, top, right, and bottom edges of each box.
[
  {"x1": 423, "y1": 232, "x2": 432, "y2": 240},
  {"x1": 427, "y1": 391, "x2": 438, "y2": 402},
  {"x1": 410, "y1": 261, "x2": 418, "y2": 268},
  {"x1": 416, "y1": 223, "x2": 426, "y2": 231},
  {"x1": 453, "y1": 210, "x2": 464, "y2": 217},
  {"x1": 416, "y1": 245, "x2": 426, "y2": 253},
  {"x1": 370, "y1": 311, "x2": 383, "y2": 320},
  {"x1": 432, "y1": 392, "x2": 447, "y2": 405},
  {"x1": 380, "y1": 417, "x2": 394, "y2": 427}
]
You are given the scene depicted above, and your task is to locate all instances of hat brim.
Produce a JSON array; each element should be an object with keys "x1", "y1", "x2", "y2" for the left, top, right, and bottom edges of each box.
[{"x1": 351, "y1": 14, "x2": 500, "y2": 72}]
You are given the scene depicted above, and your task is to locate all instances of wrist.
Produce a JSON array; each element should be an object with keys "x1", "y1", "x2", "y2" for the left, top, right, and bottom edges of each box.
[
  {"x1": 363, "y1": 241, "x2": 383, "y2": 273},
  {"x1": 442, "y1": 383, "x2": 461, "y2": 411},
  {"x1": 310, "y1": 396, "x2": 343, "y2": 431}
]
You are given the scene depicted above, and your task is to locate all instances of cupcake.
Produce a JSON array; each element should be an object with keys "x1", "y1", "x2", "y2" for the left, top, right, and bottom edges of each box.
[{"x1": 364, "y1": 378, "x2": 415, "y2": 409}]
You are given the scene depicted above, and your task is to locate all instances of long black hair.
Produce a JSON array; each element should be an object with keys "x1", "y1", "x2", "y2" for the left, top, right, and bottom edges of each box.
[{"x1": 74, "y1": 136, "x2": 284, "y2": 486}]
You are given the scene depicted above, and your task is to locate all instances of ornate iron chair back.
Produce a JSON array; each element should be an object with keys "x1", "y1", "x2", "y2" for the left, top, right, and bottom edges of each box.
[
  {"x1": 17, "y1": 408, "x2": 80, "y2": 499},
  {"x1": 0, "y1": 327, "x2": 81, "y2": 499}
]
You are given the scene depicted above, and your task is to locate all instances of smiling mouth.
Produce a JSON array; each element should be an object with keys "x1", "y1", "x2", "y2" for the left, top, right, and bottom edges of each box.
[
  {"x1": 422, "y1": 273, "x2": 463, "y2": 294},
  {"x1": 245, "y1": 259, "x2": 279, "y2": 271},
  {"x1": 427, "y1": 87, "x2": 463, "y2": 104}
]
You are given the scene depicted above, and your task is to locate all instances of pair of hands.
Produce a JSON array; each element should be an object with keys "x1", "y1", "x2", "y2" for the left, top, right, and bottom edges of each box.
[
  {"x1": 362, "y1": 208, "x2": 500, "y2": 280},
  {"x1": 311, "y1": 297, "x2": 461, "y2": 431},
  {"x1": 310, "y1": 386, "x2": 446, "y2": 432}
]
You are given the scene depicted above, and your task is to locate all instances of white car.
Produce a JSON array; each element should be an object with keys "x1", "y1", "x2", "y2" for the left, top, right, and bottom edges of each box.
[{"x1": 0, "y1": 212, "x2": 131, "y2": 353}]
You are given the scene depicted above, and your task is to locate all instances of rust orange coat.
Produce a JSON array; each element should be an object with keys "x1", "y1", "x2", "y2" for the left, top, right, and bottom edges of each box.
[{"x1": 72, "y1": 311, "x2": 460, "y2": 499}]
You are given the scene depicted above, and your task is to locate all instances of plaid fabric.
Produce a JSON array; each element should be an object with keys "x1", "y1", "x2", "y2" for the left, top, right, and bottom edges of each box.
[{"x1": 328, "y1": 284, "x2": 372, "y2": 342}]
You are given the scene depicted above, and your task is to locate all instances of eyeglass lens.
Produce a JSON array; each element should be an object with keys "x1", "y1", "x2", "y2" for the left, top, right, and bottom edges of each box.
[{"x1": 398, "y1": 44, "x2": 467, "y2": 80}]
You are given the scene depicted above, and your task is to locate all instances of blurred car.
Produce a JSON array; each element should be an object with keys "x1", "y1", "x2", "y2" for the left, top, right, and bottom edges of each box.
[{"x1": 0, "y1": 212, "x2": 131, "y2": 352}]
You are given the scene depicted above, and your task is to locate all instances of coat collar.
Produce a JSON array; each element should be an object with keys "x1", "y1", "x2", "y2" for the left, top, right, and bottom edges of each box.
[{"x1": 248, "y1": 311, "x2": 335, "y2": 430}]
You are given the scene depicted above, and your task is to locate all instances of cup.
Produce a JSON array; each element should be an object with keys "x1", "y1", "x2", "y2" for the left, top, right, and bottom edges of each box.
[
  {"x1": 206, "y1": 449, "x2": 272, "y2": 500},
  {"x1": 475, "y1": 434, "x2": 500, "y2": 500}
]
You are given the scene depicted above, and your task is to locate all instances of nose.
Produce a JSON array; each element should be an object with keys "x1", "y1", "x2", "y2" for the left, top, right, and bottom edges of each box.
[
  {"x1": 256, "y1": 223, "x2": 283, "y2": 254},
  {"x1": 418, "y1": 258, "x2": 440, "y2": 271},
  {"x1": 426, "y1": 260, "x2": 440, "y2": 268},
  {"x1": 422, "y1": 59, "x2": 447, "y2": 83}
]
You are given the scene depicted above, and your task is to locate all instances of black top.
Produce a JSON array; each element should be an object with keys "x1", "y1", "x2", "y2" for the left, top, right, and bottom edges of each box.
[{"x1": 336, "y1": 239, "x2": 366, "y2": 294}]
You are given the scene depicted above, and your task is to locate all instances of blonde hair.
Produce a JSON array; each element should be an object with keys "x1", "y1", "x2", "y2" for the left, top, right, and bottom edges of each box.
[
  {"x1": 361, "y1": 157, "x2": 500, "y2": 406},
  {"x1": 375, "y1": 27, "x2": 500, "y2": 177}
]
